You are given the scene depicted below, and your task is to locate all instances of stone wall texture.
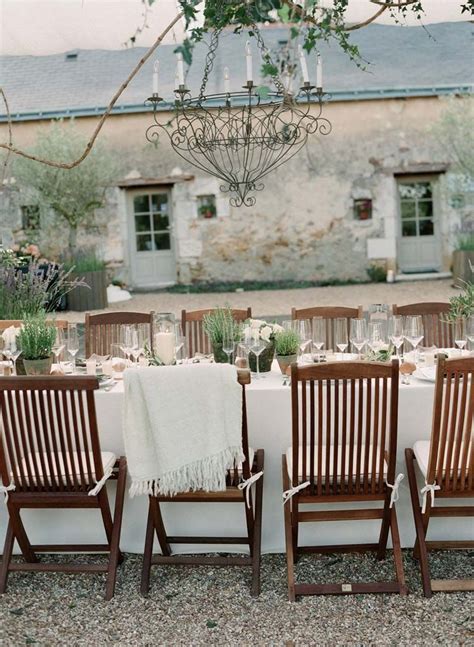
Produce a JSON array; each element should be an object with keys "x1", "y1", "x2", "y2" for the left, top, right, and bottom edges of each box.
[{"x1": 0, "y1": 95, "x2": 469, "y2": 287}]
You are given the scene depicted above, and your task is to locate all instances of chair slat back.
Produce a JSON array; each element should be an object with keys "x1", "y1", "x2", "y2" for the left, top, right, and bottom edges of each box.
[
  {"x1": 0, "y1": 376, "x2": 103, "y2": 493},
  {"x1": 427, "y1": 355, "x2": 474, "y2": 493},
  {"x1": 182, "y1": 308, "x2": 252, "y2": 358},
  {"x1": 291, "y1": 306, "x2": 363, "y2": 351},
  {"x1": 0, "y1": 319, "x2": 68, "y2": 331},
  {"x1": 290, "y1": 360, "x2": 399, "y2": 497},
  {"x1": 85, "y1": 311, "x2": 154, "y2": 357},
  {"x1": 392, "y1": 303, "x2": 452, "y2": 348}
]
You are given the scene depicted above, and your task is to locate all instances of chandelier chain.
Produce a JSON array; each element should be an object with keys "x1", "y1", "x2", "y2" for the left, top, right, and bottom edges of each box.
[{"x1": 198, "y1": 28, "x2": 224, "y2": 101}]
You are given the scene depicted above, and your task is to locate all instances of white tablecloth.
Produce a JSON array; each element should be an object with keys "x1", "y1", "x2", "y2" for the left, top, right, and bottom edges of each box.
[{"x1": 1, "y1": 367, "x2": 472, "y2": 554}]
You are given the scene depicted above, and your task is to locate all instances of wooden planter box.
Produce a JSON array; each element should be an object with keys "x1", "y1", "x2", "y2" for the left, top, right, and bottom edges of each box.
[
  {"x1": 452, "y1": 250, "x2": 474, "y2": 284},
  {"x1": 67, "y1": 270, "x2": 108, "y2": 312}
]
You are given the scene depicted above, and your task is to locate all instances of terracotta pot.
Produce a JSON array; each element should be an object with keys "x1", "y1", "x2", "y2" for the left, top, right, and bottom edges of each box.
[
  {"x1": 248, "y1": 342, "x2": 275, "y2": 373},
  {"x1": 23, "y1": 356, "x2": 53, "y2": 376},
  {"x1": 276, "y1": 354, "x2": 297, "y2": 375}
]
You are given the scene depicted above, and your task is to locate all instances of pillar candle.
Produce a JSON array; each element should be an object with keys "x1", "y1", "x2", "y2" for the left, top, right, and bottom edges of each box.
[
  {"x1": 153, "y1": 60, "x2": 159, "y2": 94},
  {"x1": 155, "y1": 332, "x2": 176, "y2": 365},
  {"x1": 245, "y1": 41, "x2": 253, "y2": 83}
]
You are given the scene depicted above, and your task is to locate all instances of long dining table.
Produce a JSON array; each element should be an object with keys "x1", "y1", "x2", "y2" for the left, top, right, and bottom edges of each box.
[{"x1": 1, "y1": 365, "x2": 472, "y2": 555}]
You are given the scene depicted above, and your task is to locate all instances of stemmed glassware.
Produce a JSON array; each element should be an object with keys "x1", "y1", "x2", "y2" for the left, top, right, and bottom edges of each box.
[
  {"x1": 222, "y1": 321, "x2": 235, "y2": 364},
  {"x1": 350, "y1": 318, "x2": 368, "y2": 360},
  {"x1": 293, "y1": 319, "x2": 311, "y2": 362},
  {"x1": 3, "y1": 336, "x2": 22, "y2": 375},
  {"x1": 52, "y1": 327, "x2": 65, "y2": 365},
  {"x1": 174, "y1": 322, "x2": 186, "y2": 363},
  {"x1": 131, "y1": 325, "x2": 147, "y2": 366},
  {"x1": 238, "y1": 327, "x2": 253, "y2": 366},
  {"x1": 388, "y1": 315, "x2": 404, "y2": 358},
  {"x1": 120, "y1": 325, "x2": 134, "y2": 366},
  {"x1": 467, "y1": 315, "x2": 474, "y2": 350},
  {"x1": 334, "y1": 318, "x2": 348, "y2": 358},
  {"x1": 66, "y1": 323, "x2": 79, "y2": 372},
  {"x1": 368, "y1": 321, "x2": 386, "y2": 354},
  {"x1": 250, "y1": 329, "x2": 266, "y2": 379},
  {"x1": 403, "y1": 315, "x2": 424, "y2": 363},
  {"x1": 454, "y1": 317, "x2": 467, "y2": 354},
  {"x1": 312, "y1": 316, "x2": 325, "y2": 362}
]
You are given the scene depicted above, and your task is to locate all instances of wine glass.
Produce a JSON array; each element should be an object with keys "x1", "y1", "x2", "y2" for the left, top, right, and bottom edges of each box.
[
  {"x1": 222, "y1": 321, "x2": 235, "y2": 364},
  {"x1": 250, "y1": 329, "x2": 266, "y2": 379},
  {"x1": 368, "y1": 321, "x2": 386, "y2": 354},
  {"x1": 3, "y1": 336, "x2": 22, "y2": 375},
  {"x1": 52, "y1": 327, "x2": 65, "y2": 365},
  {"x1": 454, "y1": 317, "x2": 467, "y2": 354},
  {"x1": 293, "y1": 319, "x2": 311, "y2": 362},
  {"x1": 388, "y1": 315, "x2": 404, "y2": 358},
  {"x1": 350, "y1": 318, "x2": 368, "y2": 360},
  {"x1": 312, "y1": 316, "x2": 325, "y2": 362},
  {"x1": 403, "y1": 315, "x2": 424, "y2": 363},
  {"x1": 131, "y1": 325, "x2": 147, "y2": 366},
  {"x1": 238, "y1": 327, "x2": 253, "y2": 365},
  {"x1": 466, "y1": 315, "x2": 474, "y2": 350},
  {"x1": 334, "y1": 318, "x2": 348, "y2": 358},
  {"x1": 66, "y1": 323, "x2": 79, "y2": 372},
  {"x1": 120, "y1": 325, "x2": 135, "y2": 366}
]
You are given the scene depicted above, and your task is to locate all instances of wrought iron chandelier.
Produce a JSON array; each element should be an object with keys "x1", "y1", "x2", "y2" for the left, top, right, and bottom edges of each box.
[{"x1": 145, "y1": 24, "x2": 332, "y2": 207}]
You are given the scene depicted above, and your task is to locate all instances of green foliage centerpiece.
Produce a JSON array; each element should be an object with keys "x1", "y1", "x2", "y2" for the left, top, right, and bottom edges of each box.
[
  {"x1": 17, "y1": 312, "x2": 56, "y2": 375},
  {"x1": 203, "y1": 307, "x2": 242, "y2": 363},
  {"x1": 274, "y1": 328, "x2": 300, "y2": 375}
]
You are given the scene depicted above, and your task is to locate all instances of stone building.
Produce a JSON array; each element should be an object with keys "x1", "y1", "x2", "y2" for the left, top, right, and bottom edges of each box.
[{"x1": 0, "y1": 22, "x2": 472, "y2": 288}]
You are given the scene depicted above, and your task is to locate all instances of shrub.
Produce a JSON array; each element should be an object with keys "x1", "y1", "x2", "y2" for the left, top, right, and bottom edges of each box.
[
  {"x1": 17, "y1": 313, "x2": 57, "y2": 360},
  {"x1": 274, "y1": 329, "x2": 300, "y2": 356},
  {"x1": 202, "y1": 307, "x2": 242, "y2": 344},
  {"x1": 367, "y1": 263, "x2": 387, "y2": 283}
]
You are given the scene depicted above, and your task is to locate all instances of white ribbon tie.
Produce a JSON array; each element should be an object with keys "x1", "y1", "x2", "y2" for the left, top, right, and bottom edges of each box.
[
  {"x1": 387, "y1": 473, "x2": 404, "y2": 508},
  {"x1": 282, "y1": 480, "x2": 310, "y2": 504},
  {"x1": 0, "y1": 483, "x2": 15, "y2": 503},
  {"x1": 88, "y1": 467, "x2": 114, "y2": 497},
  {"x1": 420, "y1": 481, "x2": 441, "y2": 513},
  {"x1": 238, "y1": 470, "x2": 263, "y2": 508}
]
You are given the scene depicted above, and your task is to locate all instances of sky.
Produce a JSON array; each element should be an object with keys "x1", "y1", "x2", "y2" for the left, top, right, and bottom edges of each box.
[{"x1": 0, "y1": 0, "x2": 469, "y2": 56}]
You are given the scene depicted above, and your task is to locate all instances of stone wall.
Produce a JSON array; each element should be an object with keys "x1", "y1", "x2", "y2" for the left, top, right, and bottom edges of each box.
[{"x1": 0, "y1": 95, "x2": 468, "y2": 286}]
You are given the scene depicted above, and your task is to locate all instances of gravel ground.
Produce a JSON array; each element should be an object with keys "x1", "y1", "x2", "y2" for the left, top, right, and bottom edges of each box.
[
  {"x1": 1, "y1": 550, "x2": 472, "y2": 646},
  {"x1": 62, "y1": 279, "x2": 458, "y2": 322}
]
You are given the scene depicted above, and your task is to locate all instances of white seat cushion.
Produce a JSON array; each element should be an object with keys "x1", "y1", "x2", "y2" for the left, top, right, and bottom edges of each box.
[
  {"x1": 19, "y1": 451, "x2": 116, "y2": 485},
  {"x1": 286, "y1": 445, "x2": 388, "y2": 483},
  {"x1": 413, "y1": 440, "x2": 471, "y2": 478}
]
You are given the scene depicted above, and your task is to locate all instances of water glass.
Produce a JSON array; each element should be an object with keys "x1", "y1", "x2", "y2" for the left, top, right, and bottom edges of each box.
[
  {"x1": 350, "y1": 318, "x2": 368, "y2": 359},
  {"x1": 334, "y1": 318, "x2": 348, "y2": 357},
  {"x1": 250, "y1": 330, "x2": 266, "y2": 379},
  {"x1": 3, "y1": 336, "x2": 22, "y2": 375},
  {"x1": 222, "y1": 321, "x2": 235, "y2": 364},
  {"x1": 388, "y1": 315, "x2": 404, "y2": 358},
  {"x1": 403, "y1": 315, "x2": 424, "y2": 362},
  {"x1": 292, "y1": 319, "x2": 312, "y2": 358},
  {"x1": 454, "y1": 318, "x2": 467, "y2": 354},
  {"x1": 52, "y1": 327, "x2": 65, "y2": 364},
  {"x1": 312, "y1": 316, "x2": 325, "y2": 362},
  {"x1": 368, "y1": 321, "x2": 387, "y2": 354},
  {"x1": 67, "y1": 323, "x2": 79, "y2": 371},
  {"x1": 174, "y1": 322, "x2": 186, "y2": 363}
]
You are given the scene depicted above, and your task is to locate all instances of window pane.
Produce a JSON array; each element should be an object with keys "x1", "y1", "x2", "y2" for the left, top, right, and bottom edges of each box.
[
  {"x1": 418, "y1": 201, "x2": 433, "y2": 219},
  {"x1": 153, "y1": 213, "x2": 169, "y2": 231},
  {"x1": 154, "y1": 233, "x2": 171, "y2": 250},
  {"x1": 133, "y1": 195, "x2": 149, "y2": 213},
  {"x1": 135, "y1": 215, "x2": 151, "y2": 232},
  {"x1": 398, "y1": 182, "x2": 432, "y2": 200},
  {"x1": 402, "y1": 220, "x2": 417, "y2": 237},
  {"x1": 400, "y1": 202, "x2": 416, "y2": 219},
  {"x1": 419, "y1": 219, "x2": 434, "y2": 236},
  {"x1": 136, "y1": 234, "x2": 153, "y2": 251},
  {"x1": 151, "y1": 194, "x2": 168, "y2": 213}
]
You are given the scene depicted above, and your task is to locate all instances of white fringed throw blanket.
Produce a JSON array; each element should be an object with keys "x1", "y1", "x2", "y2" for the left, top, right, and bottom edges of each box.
[{"x1": 123, "y1": 364, "x2": 244, "y2": 497}]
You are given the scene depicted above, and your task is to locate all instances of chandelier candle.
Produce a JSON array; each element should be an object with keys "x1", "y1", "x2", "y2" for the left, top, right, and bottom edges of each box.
[
  {"x1": 176, "y1": 52, "x2": 185, "y2": 87},
  {"x1": 299, "y1": 46, "x2": 309, "y2": 85},
  {"x1": 245, "y1": 40, "x2": 253, "y2": 83},
  {"x1": 152, "y1": 60, "x2": 159, "y2": 95},
  {"x1": 316, "y1": 54, "x2": 323, "y2": 89}
]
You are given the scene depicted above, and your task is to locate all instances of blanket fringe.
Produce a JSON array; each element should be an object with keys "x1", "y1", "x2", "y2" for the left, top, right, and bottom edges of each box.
[{"x1": 129, "y1": 445, "x2": 245, "y2": 498}]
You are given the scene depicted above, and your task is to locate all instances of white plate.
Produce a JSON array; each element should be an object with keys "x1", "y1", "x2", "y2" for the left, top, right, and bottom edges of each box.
[{"x1": 414, "y1": 366, "x2": 436, "y2": 382}]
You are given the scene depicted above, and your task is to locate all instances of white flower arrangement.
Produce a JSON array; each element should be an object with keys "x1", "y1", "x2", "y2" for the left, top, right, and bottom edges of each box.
[{"x1": 243, "y1": 319, "x2": 284, "y2": 343}]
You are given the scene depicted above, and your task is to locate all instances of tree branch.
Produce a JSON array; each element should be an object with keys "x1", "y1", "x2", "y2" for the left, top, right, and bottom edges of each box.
[
  {"x1": 0, "y1": 10, "x2": 184, "y2": 169},
  {"x1": 0, "y1": 87, "x2": 13, "y2": 183}
]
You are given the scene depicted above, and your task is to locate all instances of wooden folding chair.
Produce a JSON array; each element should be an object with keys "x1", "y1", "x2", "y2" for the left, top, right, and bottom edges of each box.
[
  {"x1": 283, "y1": 360, "x2": 407, "y2": 600},
  {"x1": 84, "y1": 311, "x2": 154, "y2": 357},
  {"x1": 392, "y1": 303, "x2": 452, "y2": 348},
  {"x1": 181, "y1": 308, "x2": 252, "y2": 357},
  {"x1": 0, "y1": 319, "x2": 68, "y2": 331},
  {"x1": 140, "y1": 369, "x2": 264, "y2": 597},
  {"x1": 291, "y1": 306, "x2": 363, "y2": 351},
  {"x1": 405, "y1": 355, "x2": 473, "y2": 597},
  {"x1": 0, "y1": 376, "x2": 127, "y2": 600}
]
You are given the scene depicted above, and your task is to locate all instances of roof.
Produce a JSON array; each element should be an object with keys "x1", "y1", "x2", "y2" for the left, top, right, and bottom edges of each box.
[{"x1": 0, "y1": 21, "x2": 472, "y2": 121}]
